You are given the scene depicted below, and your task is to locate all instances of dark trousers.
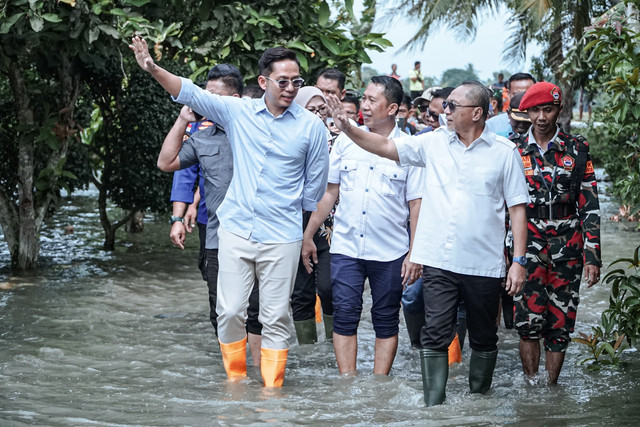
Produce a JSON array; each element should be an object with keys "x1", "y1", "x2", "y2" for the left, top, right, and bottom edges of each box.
[
  {"x1": 204, "y1": 248, "x2": 262, "y2": 336},
  {"x1": 420, "y1": 266, "x2": 501, "y2": 352},
  {"x1": 331, "y1": 253, "x2": 404, "y2": 339},
  {"x1": 291, "y1": 231, "x2": 332, "y2": 321}
]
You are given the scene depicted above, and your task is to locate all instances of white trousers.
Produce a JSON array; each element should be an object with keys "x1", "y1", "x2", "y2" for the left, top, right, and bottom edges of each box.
[{"x1": 216, "y1": 227, "x2": 302, "y2": 349}]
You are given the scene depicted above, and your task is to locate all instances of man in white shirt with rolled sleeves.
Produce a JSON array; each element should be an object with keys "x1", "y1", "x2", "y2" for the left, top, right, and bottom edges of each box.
[
  {"x1": 302, "y1": 76, "x2": 424, "y2": 376},
  {"x1": 326, "y1": 80, "x2": 529, "y2": 406}
]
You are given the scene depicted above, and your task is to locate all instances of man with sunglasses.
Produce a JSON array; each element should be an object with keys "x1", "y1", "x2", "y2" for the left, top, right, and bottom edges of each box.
[
  {"x1": 510, "y1": 82, "x2": 601, "y2": 385},
  {"x1": 130, "y1": 37, "x2": 329, "y2": 388},
  {"x1": 413, "y1": 87, "x2": 454, "y2": 135},
  {"x1": 326, "y1": 81, "x2": 529, "y2": 406}
]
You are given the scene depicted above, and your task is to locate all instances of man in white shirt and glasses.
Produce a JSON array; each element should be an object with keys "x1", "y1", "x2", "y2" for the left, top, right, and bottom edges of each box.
[{"x1": 326, "y1": 80, "x2": 529, "y2": 406}]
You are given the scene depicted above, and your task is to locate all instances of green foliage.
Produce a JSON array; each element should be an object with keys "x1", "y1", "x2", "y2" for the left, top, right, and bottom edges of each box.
[
  {"x1": 440, "y1": 64, "x2": 480, "y2": 87},
  {"x1": 579, "y1": 2, "x2": 640, "y2": 217},
  {"x1": 575, "y1": 245, "x2": 640, "y2": 368},
  {"x1": 144, "y1": 0, "x2": 390, "y2": 88}
]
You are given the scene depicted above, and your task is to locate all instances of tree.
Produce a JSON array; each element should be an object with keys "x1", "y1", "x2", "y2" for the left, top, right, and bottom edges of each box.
[
  {"x1": 440, "y1": 64, "x2": 480, "y2": 87},
  {"x1": 386, "y1": 0, "x2": 618, "y2": 130},
  {"x1": 0, "y1": 0, "x2": 391, "y2": 269}
]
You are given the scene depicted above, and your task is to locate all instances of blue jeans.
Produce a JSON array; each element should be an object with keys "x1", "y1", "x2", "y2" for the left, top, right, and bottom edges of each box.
[{"x1": 331, "y1": 253, "x2": 405, "y2": 339}]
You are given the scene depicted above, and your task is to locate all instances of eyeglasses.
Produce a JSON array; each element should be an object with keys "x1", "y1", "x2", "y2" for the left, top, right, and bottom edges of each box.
[
  {"x1": 307, "y1": 105, "x2": 328, "y2": 115},
  {"x1": 442, "y1": 100, "x2": 479, "y2": 113},
  {"x1": 264, "y1": 76, "x2": 304, "y2": 89},
  {"x1": 418, "y1": 105, "x2": 438, "y2": 119}
]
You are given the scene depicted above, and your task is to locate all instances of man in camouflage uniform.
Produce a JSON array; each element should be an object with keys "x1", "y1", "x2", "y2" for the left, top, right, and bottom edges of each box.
[{"x1": 510, "y1": 82, "x2": 601, "y2": 384}]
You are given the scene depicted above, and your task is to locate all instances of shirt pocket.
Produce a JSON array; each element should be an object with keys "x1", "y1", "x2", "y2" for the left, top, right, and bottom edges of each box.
[
  {"x1": 426, "y1": 159, "x2": 453, "y2": 187},
  {"x1": 339, "y1": 159, "x2": 358, "y2": 191},
  {"x1": 198, "y1": 144, "x2": 222, "y2": 178},
  {"x1": 379, "y1": 167, "x2": 408, "y2": 197},
  {"x1": 471, "y1": 166, "x2": 501, "y2": 196}
]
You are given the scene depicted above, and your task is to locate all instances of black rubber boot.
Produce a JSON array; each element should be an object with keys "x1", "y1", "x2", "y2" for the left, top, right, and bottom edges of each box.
[
  {"x1": 469, "y1": 349, "x2": 498, "y2": 393},
  {"x1": 420, "y1": 348, "x2": 449, "y2": 406},
  {"x1": 404, "y1": 310, "x2": 425, "y2": 349},
  {"x1": 294, "y1": 318, "x2": 318, "y2": 345},
  {"x1": 322, "y1": 314, "x2": 333, "y2": 342}
]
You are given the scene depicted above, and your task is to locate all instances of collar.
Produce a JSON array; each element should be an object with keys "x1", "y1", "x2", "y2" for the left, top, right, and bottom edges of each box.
[
  {"x1": 362, "y1": 124, "x2": 407, "y2": 138},
  {"x1": 254, "y1": 95, "x2": 302, "y2": 119},
  {"x1": 448, "y1": 126, "x2": 494, "y2": 147},
  {"x1": 526, "y1": 126, "x2": 563, "y2": 153}
]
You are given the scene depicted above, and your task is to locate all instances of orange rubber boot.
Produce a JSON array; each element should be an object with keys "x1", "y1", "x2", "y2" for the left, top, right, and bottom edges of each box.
[
  {"x1": 448, "y1": 333, "x2": 462, "y2": 365},
  {"x1": 315, "y1": 294, "x2": 322, "y2": 323},
  {"x1": 261, "y1": 348, "x2": 288, "y2": 387},
  {"x1": 219, "y1": 337, "x2": 247, "y2": 379}
]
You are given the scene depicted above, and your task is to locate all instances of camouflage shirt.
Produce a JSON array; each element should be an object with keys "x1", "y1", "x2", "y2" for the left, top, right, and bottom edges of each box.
[{"x1": 510, "y1": 128, "x2": 601, "y2": 266}]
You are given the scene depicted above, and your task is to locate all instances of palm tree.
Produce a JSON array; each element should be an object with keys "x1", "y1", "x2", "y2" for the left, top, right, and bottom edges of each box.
[{"x1": 385, "y1": 0, "x2": 617, "y2": 129}]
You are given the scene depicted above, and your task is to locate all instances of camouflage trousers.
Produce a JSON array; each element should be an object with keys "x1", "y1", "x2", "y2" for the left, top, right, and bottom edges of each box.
[{"x1": 514, "y1": 228, "x2": 584, "y2": 352}]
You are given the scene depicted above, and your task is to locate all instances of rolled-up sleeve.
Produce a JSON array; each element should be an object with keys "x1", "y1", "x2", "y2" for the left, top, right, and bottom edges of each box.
[{"x1": 302, "y1": 123, "x2": 329, "y2": 211}]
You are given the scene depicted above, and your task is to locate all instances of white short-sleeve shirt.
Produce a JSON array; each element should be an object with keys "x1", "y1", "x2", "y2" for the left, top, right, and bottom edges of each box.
[
  {"x1": 394, "y1": 126, "x2": 529, "y2": 278},
  {"x1": 329, "y1": 126, "x2": 425, "y2": 262}
]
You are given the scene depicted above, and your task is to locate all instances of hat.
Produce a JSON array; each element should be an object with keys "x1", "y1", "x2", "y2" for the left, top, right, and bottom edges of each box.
[
  {"x1": 294, "y1": 86, "x2": 327, "y2": 108},
  {"x1": 518, "y1": 82, "x2": 562, "y2": 111},
  {"x1": 509, "y1": 92, "x2": 531, "y2": 122},
  {"x1": 412, "y1": 86, "x2": 442, "y2": 106}
]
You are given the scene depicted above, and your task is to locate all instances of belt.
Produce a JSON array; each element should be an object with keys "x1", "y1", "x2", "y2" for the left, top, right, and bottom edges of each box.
[{"x1": 527, "y1": 204, "x2": 576, "y2": 220}]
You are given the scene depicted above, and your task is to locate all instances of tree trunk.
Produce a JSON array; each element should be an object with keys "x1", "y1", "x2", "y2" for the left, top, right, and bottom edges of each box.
[{"x1": 127, "y1": 211, "x2": 145, "y2": 233}]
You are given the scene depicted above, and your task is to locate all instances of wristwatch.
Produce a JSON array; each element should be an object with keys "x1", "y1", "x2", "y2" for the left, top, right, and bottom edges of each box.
[
  {"x1": 512, "y1": 256, "x2": 528, "y2": 267},
  {"x1": 170, "y1": 216, "x2": 184, "y2": 225}
]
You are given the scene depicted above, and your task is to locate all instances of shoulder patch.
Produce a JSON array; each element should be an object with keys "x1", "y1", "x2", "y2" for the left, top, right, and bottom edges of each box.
[
  {"x1": 521, "y1": 156, "x2": 532, "y2": 169},
  {"x1": 585, "y1": 160, "x2": 594, "y2": 174}
]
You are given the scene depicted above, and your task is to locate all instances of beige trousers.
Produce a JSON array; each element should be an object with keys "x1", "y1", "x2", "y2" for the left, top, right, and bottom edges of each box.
[{"x1": 216, "y1": 227, "x2": 302, "y2": 349}]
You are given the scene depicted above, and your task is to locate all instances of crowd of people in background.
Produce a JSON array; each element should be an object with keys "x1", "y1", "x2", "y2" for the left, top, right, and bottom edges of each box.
[{"x1": 129, "y1": 38, "x2": 601, "y2": 407}]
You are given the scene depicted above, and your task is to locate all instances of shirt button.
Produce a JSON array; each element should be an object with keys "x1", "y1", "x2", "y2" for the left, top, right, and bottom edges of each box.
[
  {"x1": 360, "y1": 234, "x2": 364, "y2": 237},
  {"x1": 370, "y1": 166, "x2": 373, "y2": 170},
  {"x1": 393, "y1": 174, "x2": 397, "y2": 178},
  {"x1": 344, "y1": 166, "x2": 348, "y2": 170},
  {"x1": 362, "y1": 211, "x2": 366, "y2": 214},
  {"x1": 365, "y1": 188, "x2": 369, "y2": 192}
]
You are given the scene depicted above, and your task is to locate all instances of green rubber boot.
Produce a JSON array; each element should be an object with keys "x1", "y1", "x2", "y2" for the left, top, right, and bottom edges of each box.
[
  {"x1": 420, "y1": 348, "x2": 449, "y2": 406},
  {"x1": 469, "y1": 349, "x2": 498, "y2": 394},
  {"x1": 404, "y1": 311, "x2": 425, "y2": 349},
  {"x1": 294, "y1": 318, "x2": 318, "y2": 345},
  {"x1": 322, "y1": 314, "x2": 334, "y2": 342}
]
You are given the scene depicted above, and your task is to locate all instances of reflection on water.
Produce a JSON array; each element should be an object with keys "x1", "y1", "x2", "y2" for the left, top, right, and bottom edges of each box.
[{"x1": 1, "y1": 178, "x2": 639, "y2": 425}]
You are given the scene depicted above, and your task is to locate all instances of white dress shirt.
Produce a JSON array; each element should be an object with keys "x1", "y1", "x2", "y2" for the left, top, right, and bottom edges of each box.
[
  {"x1": 394, "y1": 126, "x2": 529, "y2": 278},
  {"x1": 329, "y1": 125, "x2": 424, "y2": 262}
]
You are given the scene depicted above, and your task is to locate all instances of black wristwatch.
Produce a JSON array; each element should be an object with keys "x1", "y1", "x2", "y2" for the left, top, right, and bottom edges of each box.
[
  {"x1": 170, "y1": 216, "x2": 184, "y2": 225},
  {"x1": 512, "y1": 256, "x2": 527, "y2": 267}
]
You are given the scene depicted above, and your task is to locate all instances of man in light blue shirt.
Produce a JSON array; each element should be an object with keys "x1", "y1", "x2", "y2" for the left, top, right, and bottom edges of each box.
[
  {"x1": 485, "y1": 73, "x2": 536, "y2": 138},
  {"x1": 130, "y1": 37, "x2": 329, "y2": 388}
]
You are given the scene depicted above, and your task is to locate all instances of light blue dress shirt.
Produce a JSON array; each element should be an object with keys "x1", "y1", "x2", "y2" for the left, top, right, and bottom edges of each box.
[{"x1": 173, "y1": 77, "x2": 329, "y2": 243}]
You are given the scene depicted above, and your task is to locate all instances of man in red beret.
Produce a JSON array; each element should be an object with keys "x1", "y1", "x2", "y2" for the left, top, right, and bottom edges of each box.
[{"x1": 510, "y1": 81, "x2": 601, "y2": 384}]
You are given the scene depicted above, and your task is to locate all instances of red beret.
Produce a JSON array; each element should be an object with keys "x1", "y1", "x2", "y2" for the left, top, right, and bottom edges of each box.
[{"x1": 518, "y1": 82, "x2": 562, "y2": 111}]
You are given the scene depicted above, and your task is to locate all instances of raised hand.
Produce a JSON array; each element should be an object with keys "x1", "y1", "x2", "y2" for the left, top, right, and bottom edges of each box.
[
  {"x1": 129, "y1": 36, "x2": 155, "y2": 73},
  {"x1": 326, "y1": 93, "x2": 351, "y2": 132}
]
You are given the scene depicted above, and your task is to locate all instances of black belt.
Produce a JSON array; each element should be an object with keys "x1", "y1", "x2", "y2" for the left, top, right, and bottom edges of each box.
[{"x1": 527, "y1": 204, "x2": 576, "y2": 220}]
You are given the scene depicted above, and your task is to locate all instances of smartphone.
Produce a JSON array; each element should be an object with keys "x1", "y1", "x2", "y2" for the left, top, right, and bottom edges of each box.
[{"x1": 396, "y1": 117, "x2": 406, "y2": 129}]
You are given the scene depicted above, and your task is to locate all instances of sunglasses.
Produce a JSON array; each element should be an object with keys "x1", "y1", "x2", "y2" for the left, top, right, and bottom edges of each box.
[
  {"x1": 418, "y1": 105, "x2": 439, "y2": 119},
  {"x1": 264, "y1": 76, "x2": 304, "y2": 89},
  {"x1": 442, "y1": 100, "x2": 479, "y2": 113}
]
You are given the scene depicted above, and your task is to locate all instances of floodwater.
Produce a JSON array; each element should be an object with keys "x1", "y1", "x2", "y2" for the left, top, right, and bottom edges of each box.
[{"x1": 1, "y1": 177, "x2": 639, "y2": 426}]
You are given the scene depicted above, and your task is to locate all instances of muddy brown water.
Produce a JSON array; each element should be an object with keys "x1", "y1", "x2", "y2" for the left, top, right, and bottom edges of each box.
[{"x1": 1, "y1": 178, "x2": 639, "y2": 426}]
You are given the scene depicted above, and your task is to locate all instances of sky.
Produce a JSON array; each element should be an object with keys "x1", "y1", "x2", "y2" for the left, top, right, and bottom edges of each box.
[{"x1": 358, "y1": 2, "x2": 543, "y2": 83}]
